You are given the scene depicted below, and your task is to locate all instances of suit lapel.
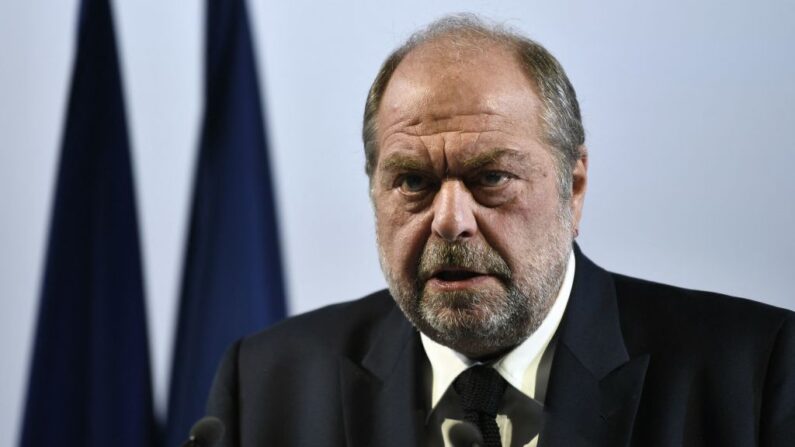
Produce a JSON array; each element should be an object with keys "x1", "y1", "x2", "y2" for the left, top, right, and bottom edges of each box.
[
  {"x1": 540, "y1": 246, "x2": 649, "y2": 446},
  {"x1": 338, "y1": 304, "x2": 427, "y2": 447}
]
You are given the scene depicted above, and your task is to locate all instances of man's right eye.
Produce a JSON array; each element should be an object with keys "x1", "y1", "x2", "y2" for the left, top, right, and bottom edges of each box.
[{"x1": 398, "y1": 174, "x2": 432, "y2": 193}]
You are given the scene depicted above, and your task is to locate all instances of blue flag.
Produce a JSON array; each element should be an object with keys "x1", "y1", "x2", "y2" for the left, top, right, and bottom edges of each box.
[
  {"x1": 165, "y1": 0, "x2": 287, "y2": 444},
  {"x1": 19, "y1": 0, "x2": 157, "y2": 446}
]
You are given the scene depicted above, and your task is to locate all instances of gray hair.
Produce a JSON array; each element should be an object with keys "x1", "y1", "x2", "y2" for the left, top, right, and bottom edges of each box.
[{"x1": 362, "y1": 14, "x2": 585, "y2": 199}]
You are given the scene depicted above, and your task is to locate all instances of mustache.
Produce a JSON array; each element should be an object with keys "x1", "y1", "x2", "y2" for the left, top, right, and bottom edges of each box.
[{"x1": 417, "y1": 240, "x2": 512, "y2": 282}]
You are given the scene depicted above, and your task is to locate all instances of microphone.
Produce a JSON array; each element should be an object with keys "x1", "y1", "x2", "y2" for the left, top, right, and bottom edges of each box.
[
  {"x1": 180, "y1": 416, "x2": 225, "y2": 447},
  {"x1": 449, "y1": 422, "x2": 484, "y2": 447}
]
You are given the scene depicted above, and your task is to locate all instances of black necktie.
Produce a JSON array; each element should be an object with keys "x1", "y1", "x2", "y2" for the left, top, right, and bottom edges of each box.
[{"x1": 453, "y1": 365, "x2": 508, "y2": 447}]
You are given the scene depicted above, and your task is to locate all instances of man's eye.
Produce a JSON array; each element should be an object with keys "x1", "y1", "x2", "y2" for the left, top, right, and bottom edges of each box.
[
  {"x1": 478, "y1": 171, "x2": 511, "y2": 187},
  {"x1": 398, "y1": 174, "x2": 432, "y2": 192}
]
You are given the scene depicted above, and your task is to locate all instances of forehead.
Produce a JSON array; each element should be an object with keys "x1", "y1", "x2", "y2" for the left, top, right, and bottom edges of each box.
[
  {"x1": 384, "y1": 40, "x2": 538, "y2": 113},
  {"x1": 374, "y1": 39, "x2": 546, "y2": 164}
]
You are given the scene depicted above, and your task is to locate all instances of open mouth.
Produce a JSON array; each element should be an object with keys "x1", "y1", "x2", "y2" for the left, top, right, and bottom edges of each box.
[
  {"x1": 425, "y1": 267, "x2": 492, "y2": 291},
  {"x1": 434, "y1": 270, "x2": 482, "y2": 281}
]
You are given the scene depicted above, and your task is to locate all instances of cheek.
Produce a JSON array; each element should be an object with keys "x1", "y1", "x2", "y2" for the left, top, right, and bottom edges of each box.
[
  {"x1": 375, "y1": 198, "x2": 433, "y2": 277},
  {"x1": 478, "y1": 188, "x2": 564, "y2": 263}
]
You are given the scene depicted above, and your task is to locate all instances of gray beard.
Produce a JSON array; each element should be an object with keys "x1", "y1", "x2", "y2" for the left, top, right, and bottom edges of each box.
[{"x1": 378, "y1": 207, "x2": 573, "y2": 359}]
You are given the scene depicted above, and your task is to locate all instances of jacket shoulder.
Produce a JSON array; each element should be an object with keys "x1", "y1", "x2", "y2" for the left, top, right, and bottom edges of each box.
[
  {"x1": 207, "y1": 291, "x2": 400, "y2": 446},
  {"x1": 611, "y1": 272, "x2": 794, "y2": 357},
  {"x1": 238, "y1": 289, "x2": 398, "y2": 362}
]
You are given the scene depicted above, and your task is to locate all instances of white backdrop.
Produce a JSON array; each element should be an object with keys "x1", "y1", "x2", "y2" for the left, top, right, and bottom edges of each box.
[{"x1": 1, "y1": 0, "x2": 793, "y2": 444}]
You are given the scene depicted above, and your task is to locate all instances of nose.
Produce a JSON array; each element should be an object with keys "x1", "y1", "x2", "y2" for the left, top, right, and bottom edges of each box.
[{"x1": 431, "y1": 180, "x2": 478, "y2": 242}]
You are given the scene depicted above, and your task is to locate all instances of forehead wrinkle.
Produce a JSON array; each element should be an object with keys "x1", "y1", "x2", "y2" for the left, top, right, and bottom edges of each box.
[
  {"x1": 381, "y1": 119, "x2": 423, "y2": 144},
  {"x1": 382, "y1": 112, "x2": 507, "y2": 139},
  {"x1": 412, "y1": 113, "x2": 504, "y2": 136}
]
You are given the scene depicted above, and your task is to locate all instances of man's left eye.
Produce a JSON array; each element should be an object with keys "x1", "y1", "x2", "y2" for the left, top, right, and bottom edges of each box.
[{"x1": 478, "y1": 171, "x2": 511, "y2": 187}]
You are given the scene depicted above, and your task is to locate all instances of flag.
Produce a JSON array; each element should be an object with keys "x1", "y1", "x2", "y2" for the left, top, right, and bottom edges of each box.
[
  {"x1": 19, "y1": 0, "x2": 157, "y2": 445},
  {"x1": 165, "y1": 0, "x2": 287, "y2": 444}
]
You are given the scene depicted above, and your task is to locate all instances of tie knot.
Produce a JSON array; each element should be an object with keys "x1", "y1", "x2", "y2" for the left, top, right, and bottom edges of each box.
[{"x1": 453, "y1": 365, "x2": 507, "y2": 417}]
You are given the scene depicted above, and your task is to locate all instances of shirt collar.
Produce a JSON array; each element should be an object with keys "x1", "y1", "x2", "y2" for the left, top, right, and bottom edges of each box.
[{"x1": 421, "y1": 250, "x2": 576, "y2": 408}]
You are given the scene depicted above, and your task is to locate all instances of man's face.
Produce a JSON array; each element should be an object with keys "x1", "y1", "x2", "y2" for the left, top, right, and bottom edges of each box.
[{"x1": 371, "y1": 41, "x2": 587, "y2": 359}]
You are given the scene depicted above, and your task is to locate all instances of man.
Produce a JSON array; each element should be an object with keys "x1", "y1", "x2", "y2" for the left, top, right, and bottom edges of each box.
[{"x1": 207, "y1": 15, "x2": 795, "y2": 446}]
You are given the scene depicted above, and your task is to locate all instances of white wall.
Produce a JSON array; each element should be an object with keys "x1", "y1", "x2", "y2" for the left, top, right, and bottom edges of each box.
[{"x1": 1, "y1": 0, "x2": 793, "y2": 444}]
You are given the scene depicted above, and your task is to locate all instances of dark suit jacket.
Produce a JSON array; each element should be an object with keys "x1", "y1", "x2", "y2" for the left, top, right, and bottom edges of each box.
[{"x1": 207, "y1": 248, "x2": 795, "y2": 446}]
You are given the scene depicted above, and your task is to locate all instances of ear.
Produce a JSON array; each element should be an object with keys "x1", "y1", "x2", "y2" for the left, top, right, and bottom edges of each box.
[{"x1": 570, "y1": 145, "x2": 588, "y2": 237}]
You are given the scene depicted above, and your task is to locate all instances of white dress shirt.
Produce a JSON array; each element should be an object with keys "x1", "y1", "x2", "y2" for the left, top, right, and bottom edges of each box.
[{"x1": 421, "y1": 251, "x2": 575, "y2": 447}]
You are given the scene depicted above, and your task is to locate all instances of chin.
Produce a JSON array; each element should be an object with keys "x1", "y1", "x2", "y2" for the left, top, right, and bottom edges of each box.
[
  {"x1": 414, "y1": 287, "x2": 540, "y2": 357},
  {"x1": 420, "y1": 319, "x2": 523, "y2": 360}
]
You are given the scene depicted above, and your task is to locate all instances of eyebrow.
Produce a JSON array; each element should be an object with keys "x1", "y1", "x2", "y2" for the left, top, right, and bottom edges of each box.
[
  {"x1": 379, "y1": 153, "x2": 431, "y2": 173},
  {"x1": 378, "y1": 148, "x2": 531, "y2": 173},
  {"x1": 461, "y1": 148, "x2": 531, "y2": 170}
]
